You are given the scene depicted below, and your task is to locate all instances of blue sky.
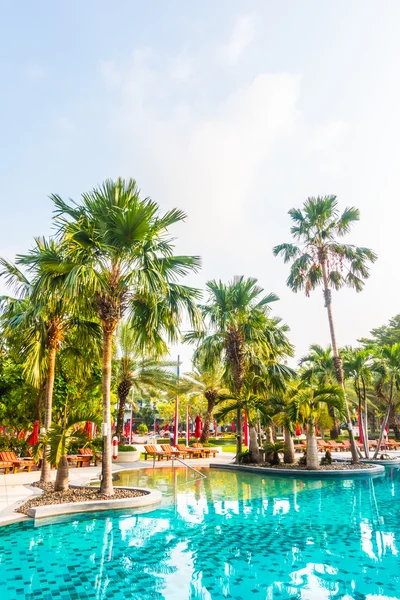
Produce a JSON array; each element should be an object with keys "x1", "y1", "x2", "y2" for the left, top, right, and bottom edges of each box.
[{"x1": 1, "y1": 1, "x2": 400, "y2": 368}]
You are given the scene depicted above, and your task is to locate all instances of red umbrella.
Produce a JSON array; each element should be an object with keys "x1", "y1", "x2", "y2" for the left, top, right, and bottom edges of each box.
[
  {"x1": 295, "y1": 425, "x2": 302, "y2": 437},
  {"x1": 124, "y1": 422, "x2": 130, "y2": 438},
  {"x1": 84, "y1": 421, "x2": 93, "y2": 439},
  {"x1": 27, "y1": 420, "x2": 39, "y2": 446},
  {"x1": 18, "y1": 429, "x2": 25, "y2": 440},
  {"x1": 243, "y1": 411, "x2": 249, "y2": 447},
  {"x1": 357, "y1": 409, "x2": 363, "y2": 443},
  {"x1": 194, "y1": 415, "x2": 202, "y2": 439},
  {"x1": 163, "y1": 423, "x2": 170, "y2": 431},
  {"x1": 231, "y1": 421, "x2": 235, "y2": 432},
  {"x1": 214, "y1": 420, "x2": 217, "y2": 434}
]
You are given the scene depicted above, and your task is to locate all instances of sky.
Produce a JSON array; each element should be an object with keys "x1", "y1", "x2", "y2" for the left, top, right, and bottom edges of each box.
[{"x1": 1, "y1": 1, "x2": 400, "y2": 371}]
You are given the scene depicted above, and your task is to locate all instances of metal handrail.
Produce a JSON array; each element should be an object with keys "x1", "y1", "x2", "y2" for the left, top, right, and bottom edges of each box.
[{"x1": 171, "y1": 455, "x2": 207, "y2": 478}]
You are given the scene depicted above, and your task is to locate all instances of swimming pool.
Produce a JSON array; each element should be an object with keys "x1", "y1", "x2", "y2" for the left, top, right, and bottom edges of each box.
[{"x1": 1, "y1": 466, "x2": 399, "y2": 599}]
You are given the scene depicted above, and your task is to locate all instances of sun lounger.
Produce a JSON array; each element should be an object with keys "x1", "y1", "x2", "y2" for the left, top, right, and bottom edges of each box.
[
  {"x1": 326, "y1": 441, "x2": 345, "y2": 452},
  {"x1": 0, "y1": 461, "x2": 14, "y2": 474},
  {"x1": 79, "y1": 448, "x2": 102, "y2": 466},
  {"x1": 0, "y1": 451, "x2": 36, "y2": 472},
  {"x1": 176, "y1": 444, "x2": 202, "y2": 458},
  {"x1": 317, "y1": 440, "x2": 330, "y2": 452},
  {"x1": 144, "y1": 445, "x2": 170, "y2": 461},
  {"x1": 160, "y1": 444, "x2": 187, "y2": 458},
  {"x1": 192, "y1": 443, "x2": 217, "y2": 458}
]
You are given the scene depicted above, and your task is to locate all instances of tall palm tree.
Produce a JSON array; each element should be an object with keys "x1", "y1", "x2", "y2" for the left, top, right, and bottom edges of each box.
[
  {"x1": 44, "y1": 178, "x2": 201, "y2": 495},
  {"x1": 287, "y1": 381, "x2": 344, "y2": 470},
  {"x1": 299, "y1": 344, "x2": 340, "y2": 438},
  {"x1": 0, "y1": 244, "x2": 100, "y2": 483},
  {"x1": 185, "y1": 276, "x2": 293, "y2": 459},
  {"x1": 114, "y1": 321, "x2": 178, "y2": 440},
  {"x1": 371, "y1": 344, "x2": 400, "y2": 455},
  {"x1": 274, "y1": 195, "x2": 377, "y2": 463}
]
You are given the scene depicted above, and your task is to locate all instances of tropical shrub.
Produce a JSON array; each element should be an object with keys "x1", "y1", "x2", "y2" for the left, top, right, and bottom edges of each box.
[{"x1": 137, "y1": 423, "x2": 148, "y2": 435}]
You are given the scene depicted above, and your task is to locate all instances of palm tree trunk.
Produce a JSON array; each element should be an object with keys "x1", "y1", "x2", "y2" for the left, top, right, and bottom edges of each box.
[
  {"x1": 283, "y1": 428, "x2": 295, "y2": 464},
  {"x1": 54, "y1": 455, "x2": 69, "y2": 491},
  {"x1": 373, "y1": 378, "x2": 393, "y2": 458},
  {"x1": 200, "y1": 397, "x2": 215, "y2": 444},
  {"x1": 306, "y1": 422, "x2": 319, "y2": 470},
  {"x1": 116, "y1": 380, "x2": 131, "y2": 441},
  {"x1": 100, "y1": 329, "x2": 114, "y2": 496},
  {"x1": 40, "y1": 345, "x2": 57, "y2": 484},
  {"x1": 362, "y1": 378, "x2": 370, "y2": 458},
  {"x1": 249, "y1": 424, "x2": 261, "y2": 462},
  {"x1": 265, "y1": 426, "x2": 274, "y2": 443},
  {"x1": 328, "y1": 405, "x2": 340, "y2": 439},
  {"x1": 321, "y1": 259, "x2": 359, "y2": 463}
]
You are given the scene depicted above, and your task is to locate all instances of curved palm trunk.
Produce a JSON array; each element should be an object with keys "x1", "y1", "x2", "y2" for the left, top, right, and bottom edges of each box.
[
  {"x1": 373, "y1": 378, "x2": 393, "y2": 458},
  {"x1": 100, "y1": 329, "x2": 114, "y2": 496},
  {"x1": 306, "y1": 422, "x2": 319, "y2": 470},
  {"x1": 265, "y1": 426, "x2": 274, "y2": 443},
  {"x1": 116, "y1": 379, "x2": 131, "y2": 441},
  {"x1": 54, "y1": 455, "x2": 69, "y2": 492},
  {"x1": 249, "y1": 424, "x2": 261, "y2": 462},
  {"x1": 200, "y1": 395, "x2": 215, "y2": 444},
  {"x1": 283, "y1": 428, "x2": 295, "y2": 464},
  {"x1": 328, "y1": 405, "x2": 340, "y2": 439},
  {"x1": 321, "y1": 259, "x2": 359, "y2": 463},
  {"x1": 40, "y1": 346, "x2": 57, "y2": 484}
]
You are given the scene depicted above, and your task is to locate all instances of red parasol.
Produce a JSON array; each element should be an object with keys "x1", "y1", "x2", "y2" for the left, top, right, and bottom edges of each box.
[
  {"x1": 295, "y1": 425, "x2": 302, "y2": 437},
  {"x1": 243, "y1": 411, "x2": 249, "y2": 447},
  {"x1": 186, "y1": 405, "x2": 190, "y2": 446},
  {"x1": 27, "y1": 420, "x2": 39, "y2": 446},
  {"x1": 124, "y1": 422, "x2": 130, "y2": 438},
  {"x1": 194, "y1": 415, "x2": 202, "y2": 439},
  {"x1": 231, "y1": 421, "x2": 235, "y2": 432},
  {"x1": 357, "y1": 409, "x2": 363, "y2": 443},
  {"x1": 163, "y1": 423, "x2": 170, "y2": 431},
  {"x1": 84, "y1": 421, "x2": 93, "y2": 439},
  {"x1": 18, "y1": 429, "x2": 25, "y2": 440}
]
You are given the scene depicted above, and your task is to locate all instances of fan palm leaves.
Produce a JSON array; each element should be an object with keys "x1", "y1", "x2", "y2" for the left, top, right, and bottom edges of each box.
[
  {"x1": 185, "y1": 276, "x2": 293, "y2": 458},
  {"x1": 183, "y1": 362, "x2": 228, "y2": 443},
  {"x1": 38, "y1": 178, "x2": 201, "y2": 495},
  {"x1": 273, "y1": 196, "x2": 377, "y2": 463},
  {"x1": 114, "y1": 321, "x2": 178, "y2": 439},
  {"x1": 44, "y1": 412, "x2": 100, "y2": 491},
  {"x1": 371, "y1": 344, "x2": 400, "y2": 455},
  {"x1": 0, "y1": 244, "x2": 101, "y2": 484}
]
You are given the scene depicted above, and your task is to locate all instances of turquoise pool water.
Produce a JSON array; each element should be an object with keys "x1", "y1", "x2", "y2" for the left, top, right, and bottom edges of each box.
[{"x1": 1, "y1": 466, "x2": 400, "y2": 599}]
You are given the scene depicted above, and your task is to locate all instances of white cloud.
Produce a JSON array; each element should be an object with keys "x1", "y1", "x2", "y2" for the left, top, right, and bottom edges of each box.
[
  {"x1": 97, "y1": 45, "x2": 350, "y2": 369},
  {"x1": 219, "y1": 15, "x2": 255, "y2": 66}
]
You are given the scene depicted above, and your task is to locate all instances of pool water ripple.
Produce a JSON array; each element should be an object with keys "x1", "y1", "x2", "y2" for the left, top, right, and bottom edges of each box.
[{"x1": 0, "y1": 466, "x2": 399, "y2": 599}]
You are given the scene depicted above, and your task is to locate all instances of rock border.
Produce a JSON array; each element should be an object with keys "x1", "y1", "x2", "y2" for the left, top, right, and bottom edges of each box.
[
  {"x1": 334, "y1": 457, "x2": 400, "y2": 466},
  {"x1": 26, "y1": 486, "x2": 162, "y2": 519},
  {"x1": 210, "y1": 463, "x2": 385, "y2": 478}
]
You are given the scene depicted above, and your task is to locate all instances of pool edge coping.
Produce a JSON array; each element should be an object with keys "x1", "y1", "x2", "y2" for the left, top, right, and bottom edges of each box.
[{"x1": 210, "y1": 463, "x2": 386, "y2": 477}]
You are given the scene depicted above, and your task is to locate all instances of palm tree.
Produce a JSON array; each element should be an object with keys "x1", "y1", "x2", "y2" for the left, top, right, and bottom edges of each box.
[
  {"x1": 0, "y1": 244, "x2": 101, "y2": 484},
  {"x1": 45, "y1": 412, "x2": 100, "y2": 491},
  {"x1": 186, "y1": 276, "x2": 293, "y2": 459},
  {"x1": 46, "y1": 178, "x2": 201, "y2": 495},
  {"x1": 299, "y1": 344, "x2": 340, "y2": 438},
  {"x1": 114, "y1": 321, "x2": 178, "y2": 440},
  {"x1": 274, "y1": 195, "x2": 377, "y2": 463},
  {"x1": 342, "y1": 347, "x2": 373, "y2": 457},
  {"x1": 287, "y1": 381, "x2": 344, "y2": 469},
  {"x1": 183, "y1": 362, "x2": 227, "y2": 444},
  {"x1": 371, "y1": 344, "x2": 400, "y2": 455}
]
